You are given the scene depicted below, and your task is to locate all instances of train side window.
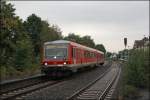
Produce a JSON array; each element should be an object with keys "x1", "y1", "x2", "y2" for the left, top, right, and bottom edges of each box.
[
  {"x1": 84, "y1": 51, "x2": 86, "y2": 58},
  {"x1": 73, "y1": 48, "x2": 76, "y2": 58},
  {"x1": 86, "y1": 51, "x2": 88, "y2": 58},
  {"x1": 94, "y1": 53, "x2": 96, "y2": 57},
  {"x1": 88, "y1": 51, "x2": 90, "y2": 58},
  {"x1": 87, "y1": 51, "x2": 89, "y2": 58},
  {"x1": 90, "y1": 52, "x2": 92, "y2": 58},
  {"x1": 89, "y1": 52, "x2": 91, "y2": 58},
  {"x1": 91, "y1": 52, "x2": 94, "y2": 58}
]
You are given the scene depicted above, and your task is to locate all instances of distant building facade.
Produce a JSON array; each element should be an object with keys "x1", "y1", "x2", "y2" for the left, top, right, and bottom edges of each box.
[{"x1": 133, "y1": 36, "x2": 149, "y2": 49}]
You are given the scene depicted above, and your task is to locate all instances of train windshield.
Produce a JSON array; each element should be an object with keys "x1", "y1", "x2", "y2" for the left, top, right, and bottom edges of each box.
[{"x1": 45, "y1": 45, "x2": 67, "y2": 59}]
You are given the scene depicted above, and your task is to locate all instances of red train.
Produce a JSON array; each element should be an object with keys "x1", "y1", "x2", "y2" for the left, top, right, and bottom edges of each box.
[{"x1": 41, "y1": 40, "x2": 104, "y2": 76}]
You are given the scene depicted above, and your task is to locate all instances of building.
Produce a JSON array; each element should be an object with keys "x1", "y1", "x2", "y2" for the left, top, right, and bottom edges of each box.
[{"x1": 133, "y1": 36, "x2": 149, "y2": 49}]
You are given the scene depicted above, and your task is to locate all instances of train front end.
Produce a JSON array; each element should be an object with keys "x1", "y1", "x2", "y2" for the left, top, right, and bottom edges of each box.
[{"x1": 41, "y1": 41, "x2": 71, "y2": 77}]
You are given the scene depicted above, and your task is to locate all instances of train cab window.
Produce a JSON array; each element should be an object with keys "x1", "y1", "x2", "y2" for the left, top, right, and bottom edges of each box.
[{"x1": 45, "y1": 45, "x2": 67, "y2": 59}]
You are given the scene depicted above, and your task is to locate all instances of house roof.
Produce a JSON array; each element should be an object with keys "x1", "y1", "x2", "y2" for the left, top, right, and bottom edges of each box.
[{"x1": 133, "y1": 36, "x2": 149, "y2": 48}]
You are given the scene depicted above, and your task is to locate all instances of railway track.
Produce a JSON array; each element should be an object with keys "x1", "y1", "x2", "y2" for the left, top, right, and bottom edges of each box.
[
  {"x1": 0, "y1": 61, "x2": 115, "y2": 100},
  {"x1": 67, "y1": 62, "x2": 121, "y2": 100},
  {"x1": 0, "y1": 74, "x2": 45, "y2": 95},
  {"x1": 0, "y1": 74, "x2": 63, "y2": 100}
]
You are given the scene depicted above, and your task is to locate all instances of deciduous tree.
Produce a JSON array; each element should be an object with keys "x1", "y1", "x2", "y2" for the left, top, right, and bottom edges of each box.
[{"x1": 95, "y1": 44, "x2": 106, "y2": 54}]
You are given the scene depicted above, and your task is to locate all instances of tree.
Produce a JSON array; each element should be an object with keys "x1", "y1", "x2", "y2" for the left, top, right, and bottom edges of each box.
[
  {"x1": 64, "y1": 33, "x2": 81, "y2": 43},
  {"x1": 48, "y1": 24, "x2": 62, "y2": 41},
  {"x1": 0, "y1": 1, "x2": 25, "y2": 66},
  {"x1": 0, "y1": 1, "x2": 64, "y2": 77},
  {"x1": 95, "y1": 44, "x2": 106, "y2": 54},
  {"x1": 64, "y1": 34, "x2": 95, "y2": 48},
  {"x1": 80, "y1": 35, "x2": 95, "y2": 48},
  {"x1": 24, "y1": 15, "x2": 63, "y2": 58},
  {"x1": 14, "y1": 34, "x2": 33, "y2": 71},
  {"x1": 23, "y1": 14, "x2": 42, "y2": 57},
  {"x1": 106, "y1": 52, "x2": 112, "y2": 58}
]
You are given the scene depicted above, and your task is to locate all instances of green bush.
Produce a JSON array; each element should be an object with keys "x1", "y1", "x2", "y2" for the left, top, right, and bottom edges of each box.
[
  {"x1": 0, "y1": 66, "x2": 21, "y2": 80},
  {"x1": 123, "y1": 84, "x2": 139, "y2": 99},
  {"x1": 14, "y1": 37, "x2": 33, "y2": 71},
  {"x1": 121, "y1": 48, "x2": 149, "y2": 98},
  {"x1": 124, "y1": 48, "x2": 149, "y2": 88},
  {"x1": 0, "y1": 66, "x2": 7, "y2": 79}
]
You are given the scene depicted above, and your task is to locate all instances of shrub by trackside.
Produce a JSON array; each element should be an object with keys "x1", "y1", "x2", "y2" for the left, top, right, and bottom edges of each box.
[{"x1": 122, "y1": 48, "x2": 149, "y2": 98}]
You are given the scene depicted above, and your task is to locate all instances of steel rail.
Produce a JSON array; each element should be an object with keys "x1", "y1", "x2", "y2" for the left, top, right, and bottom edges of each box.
[
  {"x1": 98, "y1": 66, "x2": 121, "y2": 100},
  {"x1": 67, "y1": 63, "x2": 121, "y2": 100},
  {"x1": 0, "y1": 74, "x2": 45, "y2": 95},
  {"x1": 0, "y1": 80, "x2": 63, "y2": 100},
  {"x1": 66, "y1": 65, "x2": 112, "y2": 100}
]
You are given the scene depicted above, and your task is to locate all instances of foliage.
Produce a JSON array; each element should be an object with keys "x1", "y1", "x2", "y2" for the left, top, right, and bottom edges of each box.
[
  {"x1": 123, "y1": 85, "x2": 139, "y2": 99},
  {"x1": 95, "y1": 44, "x2": 106, "y2": 54},
  {"x1": 48, "y1": 24, "x2": 62, "y2": 41},
  {"x1": 64, "y1": 33, "x2": 96, "y2": 49},
  {"x1": 23, "y1": 14, "x2": 43, "y2": 57},
  {"x1": 24, "y1": 14, "x2": 62, "y2": 57},
  {"x1": 0, "y1": 1, "x2": 63, "y2": 79},
  {"x1": 121, "y1": 48, "x2": 150, "y2": 98},
  {"x1": 80, "y1": 35, "x2": 95, "y2": 48},
  {"x1": 106, "y1": 52, "x2": 112, "y2": 58},
  {"x1": 0, "y1": 1, "x2": 24, "y2": 66},
  {"x1": 64, "y1": 33, "x2": 81, "y2": 43},
  {"x1": 124, "y1": 49, "x2": 149, "y2": 88},
  {"x1": 14, "y1": 35, "x2": 33, "y2": 71}
]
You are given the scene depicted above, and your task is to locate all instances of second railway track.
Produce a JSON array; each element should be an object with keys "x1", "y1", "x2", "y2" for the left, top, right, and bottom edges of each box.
[{"x1": 67, "y1": 62, "x2": 121, "y2": 100}]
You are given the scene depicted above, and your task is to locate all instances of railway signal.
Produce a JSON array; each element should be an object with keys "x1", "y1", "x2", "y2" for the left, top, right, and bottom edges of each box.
[{"x1": 124, "y1": 38, "x2": 127, "y2": 49}]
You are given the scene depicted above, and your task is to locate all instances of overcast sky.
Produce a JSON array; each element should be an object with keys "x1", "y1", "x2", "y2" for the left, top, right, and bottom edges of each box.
[{"x1": 9, "y1": 1, "x2": 149, "y2": 53}]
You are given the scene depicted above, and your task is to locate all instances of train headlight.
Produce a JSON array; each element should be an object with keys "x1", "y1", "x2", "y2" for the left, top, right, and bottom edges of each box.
[
  {"x1": 63, "y1": 62, "x2": 66, "y2": 65},
  {"x1": 44, "y1": 62, "x2": 48, "y2": 65}
]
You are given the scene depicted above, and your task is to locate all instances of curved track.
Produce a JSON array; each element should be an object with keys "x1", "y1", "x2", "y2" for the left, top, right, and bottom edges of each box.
[{"x1": 67, "y1": 62, "x2": 121, "y2": 100}]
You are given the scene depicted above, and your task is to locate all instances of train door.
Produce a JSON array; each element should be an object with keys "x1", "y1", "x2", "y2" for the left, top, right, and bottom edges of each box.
[
  {"x1": 80, "y1": 49, "x2": 83, "y2": 64},
  {"x1": 72, "y1": 47, "x2": 76, "y2": 64},
  {"x1": 76, "y1": 48, "x2": 80, "y2": 64},
  {"x1": 96, "y1": 53, "x2": 99, "y2": 64},
  {"x1": 77, "y1": 48, "x2": 82, "y2": 64}
]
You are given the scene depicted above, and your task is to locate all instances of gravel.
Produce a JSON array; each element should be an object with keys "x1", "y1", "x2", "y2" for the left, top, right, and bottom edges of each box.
[{"x1": 24, "y1": 61, "x2": 112, "y2": 100}]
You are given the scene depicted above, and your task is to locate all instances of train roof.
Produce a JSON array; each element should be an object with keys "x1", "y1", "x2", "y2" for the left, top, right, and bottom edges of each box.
[
  {"x1": 44, "y1": 40, "x2": 104, "y2": 54},
  {"x1": 45, "y1": 40, "x2": 70, "y2": 44}
]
